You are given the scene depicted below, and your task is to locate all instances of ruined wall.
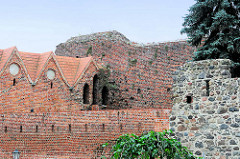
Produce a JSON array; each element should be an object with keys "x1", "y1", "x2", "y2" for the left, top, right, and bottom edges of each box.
[
  {"x1": 0, "y1": 109, "x2": 170, "y2": 158},
  {"x1": 56, "y1": 31, "x2": 195, "y2": 109},
  {"x1": 170, "y1": 59, "x2": 240, "y2": 158}
]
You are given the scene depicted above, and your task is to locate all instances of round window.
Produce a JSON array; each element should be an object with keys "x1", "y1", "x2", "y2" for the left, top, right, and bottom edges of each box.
[
  {"x1": 47, "y1": 69, "x2": 55, "y2": 80},
  {"x1": 9, "y1": 63, "x2": 20, "y2": 75}
]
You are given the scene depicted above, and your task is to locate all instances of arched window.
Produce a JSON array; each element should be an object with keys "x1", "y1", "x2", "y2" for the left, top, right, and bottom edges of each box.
[
  {"x1": 102, "y1": 86, "x2": 109, "y2": 105},
  {"x1": 92, "y1": 75, "x2": 98, "y2": 104},
  {"x1": 83, "y1": 83, "x2": 90, "y2": 104}
]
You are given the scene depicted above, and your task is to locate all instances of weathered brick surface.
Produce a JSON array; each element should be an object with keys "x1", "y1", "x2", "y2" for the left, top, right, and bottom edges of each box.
[
  {"x1": 0, "y1": 50, "x2": 98, "y2": 114},
  {"x1": 0, "y1": 109, "x2": 170, "y2": 158},
  {"x1": 56, "y1": 31, "x2": 195, "y2": 109},
  {"x1": 0, "y1": 31, "x2": 194, "y2": 158}
]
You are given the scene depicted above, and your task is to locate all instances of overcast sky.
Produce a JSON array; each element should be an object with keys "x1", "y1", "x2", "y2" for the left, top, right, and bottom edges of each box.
[{"x1": 0, "y1": 0, "x2": 195, "y2": 53}]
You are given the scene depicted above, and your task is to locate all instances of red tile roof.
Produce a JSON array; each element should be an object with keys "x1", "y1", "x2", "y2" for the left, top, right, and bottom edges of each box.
[
  {"x1": 19, "y1": 51, "x2": 53, "y2": 81},
  {"x1": 0, "y1": 46, "x2": 16, "y2": 73},
  {"x1": 0, "y1": 47, "x2": 97, "y2": 87},
  {"x1": 55, "y1": 56, "x2": 92, "y2": 86}
]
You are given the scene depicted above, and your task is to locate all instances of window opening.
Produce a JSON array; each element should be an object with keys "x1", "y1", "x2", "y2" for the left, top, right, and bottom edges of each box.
[
  {"x1": 83, "y1": 83, "x2": 90, "y2": 104},
  {"x1": 13, "y1": 78, "x2": 16, "y2": 86},
  {"x1": 52, "y1": 125, "x2": 54, "y2": 132},
  {"x1": 187, "y1": 96, "x2": 192, "y2": 103},
  {"x1": 20, "y1": 126, "x2": 22, "y2": 132},
  {"x1": 120, "y1": 124, "x2": 123, "y2": 132},
  {"x1": 92, "y1": 75, "x2": 98, "y2": 104},
  {"x1": 4, "y1": 126, "x2": 7, "y2": 133},
  {"x1": 206, "y1": 80, "x2": 210, "y2": 96},
  {"x1": 85, "y1": 124, "x2": 88, "y2": 132},
  {"x1": 50, "y1": 82, "x2": 53, "y2": 89},
  {"x1": 102, "y1": 124, "x2": 105, "y2": 132},
  {"x1": 69, "y1": 124, "x2": 71, "y2": 133},
  {"x1": 102, "y1": 86, "x2": 109, "y2": 105},
  {"x1": 36, "y1": 125, "x2": 38, "y2": 133}
]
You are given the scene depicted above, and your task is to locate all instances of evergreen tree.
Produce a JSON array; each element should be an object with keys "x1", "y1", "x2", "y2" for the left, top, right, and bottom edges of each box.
[{"x1": 182, "y1": 0, "x2": 240, "y2": 64}]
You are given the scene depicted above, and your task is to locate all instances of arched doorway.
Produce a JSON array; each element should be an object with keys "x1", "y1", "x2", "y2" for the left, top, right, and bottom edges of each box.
[
  {"x1": 83, "y1": 83, "x2": 90, "y2": 104},
  {"x1": 92, "y1": 75, "x2": 98, "y2": 104},
  {"x1": 102, "y1": 86, "x2": 109, "y2": 105}
]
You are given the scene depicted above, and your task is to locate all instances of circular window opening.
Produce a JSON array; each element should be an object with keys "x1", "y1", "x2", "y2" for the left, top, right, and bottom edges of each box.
[
  {"x1": 47, "y1": 69, "x2": 55, "y2": 80},
  {"x1": 10, "y1": 63, "x2": 20, "y2": 75}
]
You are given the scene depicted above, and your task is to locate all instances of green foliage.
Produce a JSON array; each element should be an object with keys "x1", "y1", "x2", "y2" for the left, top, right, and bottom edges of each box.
[
  {"x1": 129, "y1": 59, "x2": 138, "y2": 66},
  {"x1": 86, "y1": 46, "x2": 93, "y2": 56},
  {"x1": 165, "y1": 45, "x2": 169, "y2": 52},
  {"x1": 154, "y1": 49, "x2": 158, "y2": 59},
  {"x1": 99, "y1": 65, "x2": 118, "y2": 90},
  {"x1": 149, "y1": 60, "x2": 153, "y2": 65},
  {"x1": 103, "y1": 130, "x2": 199, "y2": 159},
  {"x1": 182, "y1": 0, "x2": 240, "y2": 64}
]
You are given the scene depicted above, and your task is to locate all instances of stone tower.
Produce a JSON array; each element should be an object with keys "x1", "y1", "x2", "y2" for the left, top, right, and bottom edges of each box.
[{"x1": 170, "y1": 59, "x2": 240, "y2": 158}]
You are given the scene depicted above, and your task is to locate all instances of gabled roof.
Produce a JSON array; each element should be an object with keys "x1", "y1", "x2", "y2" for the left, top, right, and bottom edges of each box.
[
  {"x1": 18, "y1": 51, "x2": 53, "y2": 81},
  {"x1": 55, "y1": 56, "x2": 92, "y2": 86},
  {"x1": 0, "y1": 47, "x2": 98, "y2": 87},
  {"x1": 0, "y1": 46, "x2": 16, "y2": 73}
]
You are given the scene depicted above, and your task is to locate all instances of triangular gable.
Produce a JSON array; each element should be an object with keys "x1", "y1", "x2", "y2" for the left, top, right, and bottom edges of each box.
[
  {"x1": 72, "y1": 57, "x2": 99, "y2": 87},
  {"x1": 0, "y1": 46, "x2": 16, "y2": 75},
  {"x1": 18, "y1": 51, "x2": 52, "y2": 81},
  {"x1": 0, "y1": 47, "x2": 100, "y2": 88},
  {"x1": 55, "y1": 56, "x2": 82, "y2": 86},
  {"x1": 34, "y1": 53, "x2": 70, "y2": 87},
  {"x1": 0, "y1": 47, "x2": 35, "y2": 84}
]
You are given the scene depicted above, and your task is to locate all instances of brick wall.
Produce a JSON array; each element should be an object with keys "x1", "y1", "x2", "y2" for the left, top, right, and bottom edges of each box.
[
  {"x1": 56, "y1": 31, "x2": 195, "y2": 109},
  {"x1": 0, "y1": 109, "x2": 170, "y2": 158},
  {"x1": 0, "y1": 51, "x2": 98, "y2": 114}
]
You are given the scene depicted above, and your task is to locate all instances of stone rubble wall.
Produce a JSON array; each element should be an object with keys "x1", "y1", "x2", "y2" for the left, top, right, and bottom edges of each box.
[
  {"x1": 55, "y1": 30, "x2": 195, "y2": 109},
  {"x1": 170, "y1": 59, "x2": 240, "y2": 159}
]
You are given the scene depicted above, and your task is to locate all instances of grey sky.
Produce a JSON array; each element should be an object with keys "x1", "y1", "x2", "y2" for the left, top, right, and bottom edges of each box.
[{"x1": 0, "y1": 0, "x2": 195, "y2": 52}]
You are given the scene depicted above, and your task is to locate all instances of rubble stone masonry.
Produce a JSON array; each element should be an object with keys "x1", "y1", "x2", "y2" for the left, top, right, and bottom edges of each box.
[{"x1": 170, "y1": 59, "x2": 240, "y2": 159}]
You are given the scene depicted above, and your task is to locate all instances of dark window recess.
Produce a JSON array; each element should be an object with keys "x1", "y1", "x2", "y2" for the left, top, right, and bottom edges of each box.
[
  {"x1": 138, "y1": 122, "x2": 141, "y2": 132},
  {"x1": 69, "y1": 124, "x2": 71, "y2": 133},
  {"x1": 13, "y1": 78, "x2": 16, "y2": 86},
  {"x1": 130, "y1": 97, "x2": 135, "y2": 100},
  {"x1": 30, "y1": 109, "x2": 34, "y2": 113},
  {"x1": 36, "y1": 125, "x2": 38, "y2": 132},
  {"x1": 167, "y1": 88, "x2": 171, "y2": 92},
  {"x1": 20, "y1": 126, "x2": 22, "y2": 132},
  {"x1": 50, "y1": 82, "x2": 53, "y2": 89},
  {"x1": 137, "y1": 88, "x2": 141, "y2": 94},
  {"x1": 120, "y1": 124, "x2": 123, "y2": 131},
  {"x1": 102, "y1": 86, "x2": 109, "y2": 105},
  {"x1": 206, "y1": 80, "x2": 210, "y2": 96},
  {"x1": 102, "y1": 124, "x2": 105, "y2": 132},
  {"x1": 52, "y1": 125, "x2": 54, "y2": 132},
  {"x1": 85, "y1": 124, "x2": 88, "y2": 132},
  {"x1": 4, "y1": 126, "x2": 7, "y2": 133},
  {"x1": 83, "y1": 83, "x2": 90, "y2": 104},
  {"x1": 92, "y1": 75, "x2": 98, "y2": 104},
  {"x1": 76, "y1": 55, "x2": 79, "y2": 58},
  {"x1": 187, "y1": 96, "x2": 192, "y2": 103}
]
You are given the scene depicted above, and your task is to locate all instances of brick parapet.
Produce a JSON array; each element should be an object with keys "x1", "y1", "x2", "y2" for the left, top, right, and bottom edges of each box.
[{"x1": 0, "y1": 108, "x2": 170, "y2": 158}]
